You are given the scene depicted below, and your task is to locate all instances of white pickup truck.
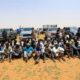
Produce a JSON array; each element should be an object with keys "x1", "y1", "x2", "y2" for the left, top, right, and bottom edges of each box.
[{"x1": 20, "y1": 28, "x2": 33, "y2": 40}]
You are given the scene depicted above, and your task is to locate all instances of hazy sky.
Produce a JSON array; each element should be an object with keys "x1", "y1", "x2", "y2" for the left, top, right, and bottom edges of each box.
[{"x1": 0, "y1": 0, "x2": 80, "y2": 29}]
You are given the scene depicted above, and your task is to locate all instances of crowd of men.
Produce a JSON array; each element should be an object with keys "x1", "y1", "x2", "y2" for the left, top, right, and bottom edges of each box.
[{"x1": 0, "y1": 28, "x2": 80, "y2": 64}]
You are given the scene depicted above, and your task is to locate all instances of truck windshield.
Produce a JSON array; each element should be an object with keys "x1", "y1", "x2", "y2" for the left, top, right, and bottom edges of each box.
[
  {"x1": 70, "y1": 27, "x2": 78, "y2": 34},
  {"x1": 48, "y1": 28, "x2": 57, "y2": 31},
  {"x1": 22, "y1": 28, "x2": 32, "y2": 31},
  {"x1": 70, "y1": 27, "x2": 77, "y2": 31},
  {"x1": 0, "y1": 29, "x2": 3, "y2": 32},
  {"x1": 4, "y1": 29, "x2": 13, "y2": 32}
]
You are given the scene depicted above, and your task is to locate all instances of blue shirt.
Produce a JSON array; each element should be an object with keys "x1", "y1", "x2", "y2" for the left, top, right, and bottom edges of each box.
[{"x1": 23, "y1": 47, "x2": 34, "y2": 53}]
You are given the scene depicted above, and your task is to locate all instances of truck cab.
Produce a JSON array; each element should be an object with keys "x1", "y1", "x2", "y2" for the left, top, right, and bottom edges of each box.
[
  {"x1": 0, "y1": 28, "x2": 16, "y2": 41},
  {"x1": 20, "y1": 27, "x2": 33, "y2": 40}
]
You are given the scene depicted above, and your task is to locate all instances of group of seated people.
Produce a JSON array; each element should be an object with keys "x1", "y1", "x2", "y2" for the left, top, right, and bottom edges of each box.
[{"x1": 0, "y1": 30, "x2": 80, "y2": 64}]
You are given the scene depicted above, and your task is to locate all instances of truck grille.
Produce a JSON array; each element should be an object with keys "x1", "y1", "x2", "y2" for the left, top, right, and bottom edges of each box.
[{"x1": 23, "y1": 34, "x2": 31, "y2": 36}]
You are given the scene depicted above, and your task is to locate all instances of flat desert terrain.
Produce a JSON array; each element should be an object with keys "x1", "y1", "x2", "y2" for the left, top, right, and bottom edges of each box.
[{"x1": 0, "y1": 57, "x2": 80, "y2": 80}]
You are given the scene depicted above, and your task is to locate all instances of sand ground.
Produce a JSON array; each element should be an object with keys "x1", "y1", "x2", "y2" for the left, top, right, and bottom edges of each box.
[{"x1": 0, "y1": 57, "x2": 80, "y2": 80}]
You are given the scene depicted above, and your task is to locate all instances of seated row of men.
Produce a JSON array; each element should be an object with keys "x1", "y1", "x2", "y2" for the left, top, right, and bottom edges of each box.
[{"x1": 0, "y1": 36, "x2": 80, "y2": 63}]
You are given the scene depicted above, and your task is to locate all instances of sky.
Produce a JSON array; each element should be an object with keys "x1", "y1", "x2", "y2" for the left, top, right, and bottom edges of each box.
[{"x1": 0, "y1": 0, "x2": 80, "y2": 29}]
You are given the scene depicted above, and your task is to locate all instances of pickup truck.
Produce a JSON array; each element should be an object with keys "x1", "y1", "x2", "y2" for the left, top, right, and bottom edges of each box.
[
  {"x1": 0, "y1": 28, "x2": 16, "y2": 41},
  {"x1": 20, "y1": 27, "x2": 33, "y2": 40},
  {"x1": 70, "y1": 27, "x2": 78, "y2": 35}
]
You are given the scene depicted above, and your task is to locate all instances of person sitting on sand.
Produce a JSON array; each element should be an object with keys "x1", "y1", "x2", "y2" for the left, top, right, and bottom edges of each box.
[
  {"x1": 23, "y1": 43, "x2": 34, "y2": 62},
  {"x1": 9, "y1": 42, "x2": 22, "y2": 62},
  {"x1": 35, "y1": 41, "x2": 42, "y2": 63}
]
